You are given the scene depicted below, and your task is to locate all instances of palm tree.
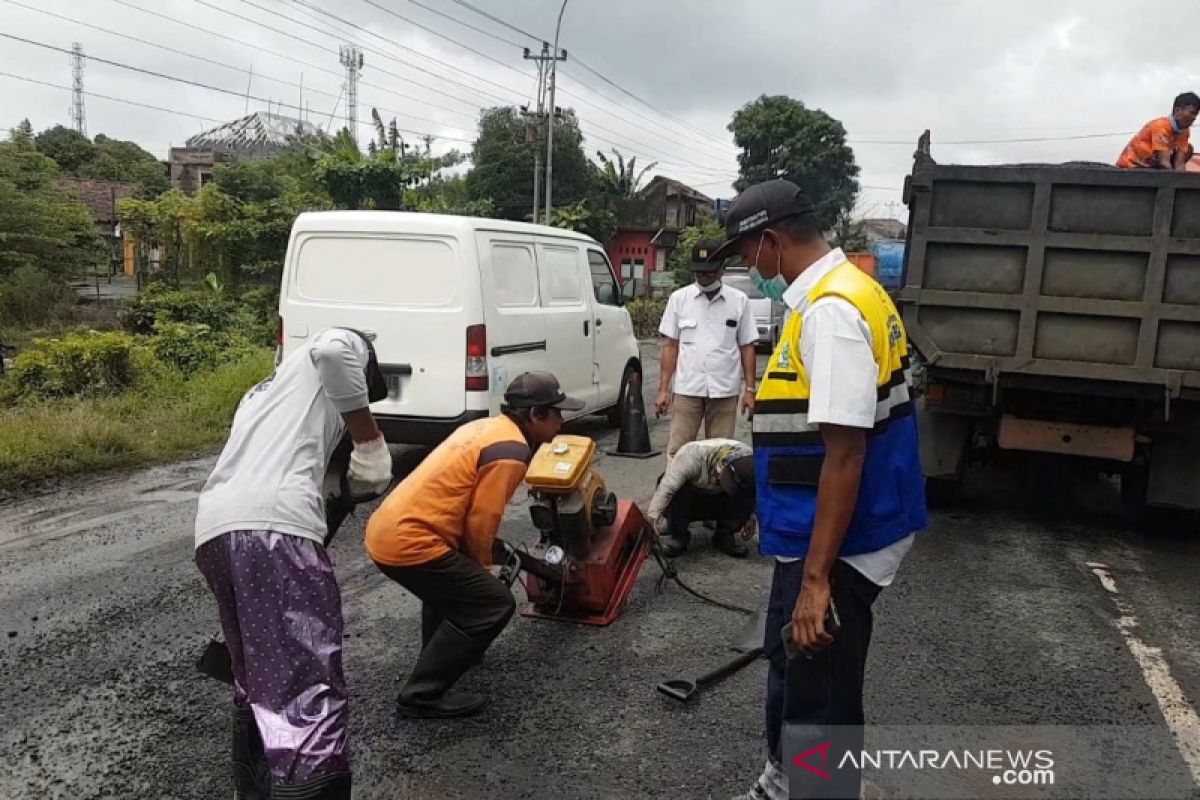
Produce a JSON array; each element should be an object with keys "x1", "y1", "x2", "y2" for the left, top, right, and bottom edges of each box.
[{"x1": 595, "y1": 149, "x2": 657, "y2": 197}]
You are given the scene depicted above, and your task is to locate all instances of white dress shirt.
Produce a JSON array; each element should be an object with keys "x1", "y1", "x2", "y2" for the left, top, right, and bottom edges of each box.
[
  {"x1": 777, "y1": 248, "x2": 915, "y2": 587},
  {"x1": 659, "y1": 282, "x2": 759, "y2": 399}
]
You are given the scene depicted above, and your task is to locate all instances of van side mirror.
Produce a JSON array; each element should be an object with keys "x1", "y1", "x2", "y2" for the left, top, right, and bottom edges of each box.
[{"x1": 596, "y1": 282, "x2": 619, "y2": 306}]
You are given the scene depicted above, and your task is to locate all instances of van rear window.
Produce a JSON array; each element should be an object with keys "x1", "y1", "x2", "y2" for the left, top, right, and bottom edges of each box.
[{"x1": 293, "y1": 235, "x2": 458, "y2": 306}]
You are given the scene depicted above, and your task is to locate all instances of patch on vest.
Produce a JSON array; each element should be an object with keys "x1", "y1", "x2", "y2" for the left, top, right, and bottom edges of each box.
[
  {"x1": 776, "y1": 340, "x2": 794, "y2": 370},
  {"x1": 886, "y1": 314, "x2": 903, "y2": 347}
]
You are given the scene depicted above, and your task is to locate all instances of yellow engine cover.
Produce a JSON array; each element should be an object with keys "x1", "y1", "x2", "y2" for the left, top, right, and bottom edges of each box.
[{"x1": 525, "y1": 435, "x2": 596, "y2": 492}]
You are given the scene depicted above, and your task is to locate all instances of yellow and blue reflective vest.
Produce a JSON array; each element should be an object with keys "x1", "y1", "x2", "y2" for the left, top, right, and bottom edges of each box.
[{"x1": 752, "y1": 262, "x2": 926, "y2": 558}]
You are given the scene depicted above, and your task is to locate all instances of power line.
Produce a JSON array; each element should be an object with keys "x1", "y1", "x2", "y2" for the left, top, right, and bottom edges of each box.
[
  {"x1": 0, "y1": 69, "x2": 226, "y2": 125},
  {"x1": 104, "y1": 0, "x2": 482, "y2": 120},
  {"x1": 194, "y1": 0, "x2": 515, "y2": 107},
  {"x1": 244, "y1": 0, "x2": 738, "y2": 171},
  {"x1": 440, "y1": 0, "x2": 737, "y2": 154},
  {"x1": 402, "y1": 0, "x2": 526, "y2": 50},
  {"x1": 0, "y1": 33, "x2": 475, "y2": 143},
  {"x1": 330, "y1": 0, "x2": 740, "y2": 168},
  {"x1": 448, "y1": 0, "x2": 542, "y2": 43}
]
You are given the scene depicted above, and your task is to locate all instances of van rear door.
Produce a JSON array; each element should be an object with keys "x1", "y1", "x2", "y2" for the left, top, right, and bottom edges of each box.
[{"x1": 281, "y1": 231, "x2": 472, "y2": 420}]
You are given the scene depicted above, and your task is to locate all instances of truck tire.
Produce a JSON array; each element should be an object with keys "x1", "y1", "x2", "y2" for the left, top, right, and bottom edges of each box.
[
  {"x1": 924, "y1": 476, "x2": 963, "y2": 508},
  {"x1": 1120, "y1": 463, "x2": 1149, "y2": 528}
]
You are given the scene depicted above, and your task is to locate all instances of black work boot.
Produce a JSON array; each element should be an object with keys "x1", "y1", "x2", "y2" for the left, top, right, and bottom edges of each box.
[
  {"x1": 397, "y1": 621, "x2": 486, "y2": 719},
  {"x1": 271, "y1": 772, "x2": 351, "y2": 800},
  {"x1": 231, "y1": 706, "x2": 270, "y2": 800},
  {"x1": 712, "y1": 529, "x2": 750, "y2": 558},
  {"x1": 658, "y1": 529, "x2": 691, "y2": 557}
]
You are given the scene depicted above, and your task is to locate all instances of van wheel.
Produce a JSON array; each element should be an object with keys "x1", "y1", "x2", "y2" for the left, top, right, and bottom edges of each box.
[{"x1": 606, "y1": 365, "x2": 639, "y2": 428}]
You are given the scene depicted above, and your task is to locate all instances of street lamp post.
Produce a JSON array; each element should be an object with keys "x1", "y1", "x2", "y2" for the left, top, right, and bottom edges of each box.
[{"x1": 544, "y1": 0, "x2": 569, "y2": 223}]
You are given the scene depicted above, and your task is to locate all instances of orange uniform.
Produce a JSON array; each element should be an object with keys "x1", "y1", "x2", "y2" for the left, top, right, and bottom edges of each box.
[
  {"x1": 1117, "y1": 117, "x2": 1191, "y2": 169},
  {"x1": 365, "y1": 415, "x2": 531, "y2": 569}
]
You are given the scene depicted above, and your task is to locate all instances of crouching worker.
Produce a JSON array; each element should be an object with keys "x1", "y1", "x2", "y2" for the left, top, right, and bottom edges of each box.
[
  {"x1": 646, "y1": 439, "x2": 756, "y2": 558},
  {"x1": 365, "y1": 371, "x2": 580, "y2": 718},
  {"x1": 193, "y1": 328, "x2": 394, "y2": 800}
]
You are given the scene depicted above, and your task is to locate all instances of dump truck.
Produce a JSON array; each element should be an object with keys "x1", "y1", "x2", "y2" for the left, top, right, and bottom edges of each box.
[{"x1": 899, "y1": 133, "x2": 1200, "y2": 519}]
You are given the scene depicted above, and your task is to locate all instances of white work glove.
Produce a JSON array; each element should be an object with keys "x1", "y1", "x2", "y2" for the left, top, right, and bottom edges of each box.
[
  {"x1": 347, "y1": 434, "x2": 393, "y2": 495},
  {"x1": 650, "y1": 514, "x2": 670, "y2": 536}
]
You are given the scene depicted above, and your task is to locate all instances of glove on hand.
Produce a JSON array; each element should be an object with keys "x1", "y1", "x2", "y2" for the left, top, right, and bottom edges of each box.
[{"x1": 348, "y1": 434, "x2": 393, "y2": 495}]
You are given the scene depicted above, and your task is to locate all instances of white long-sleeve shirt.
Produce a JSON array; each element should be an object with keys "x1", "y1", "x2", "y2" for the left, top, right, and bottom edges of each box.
[
  {"x1": 194, "y1": 329, "x2": 370, "y2": 549},
  {"x1": 646, "y1": 438, "x2": 753, "y2": 522}
]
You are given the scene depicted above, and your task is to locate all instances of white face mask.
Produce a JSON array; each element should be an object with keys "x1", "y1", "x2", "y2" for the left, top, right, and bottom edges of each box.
[{"x1": 696, "y1": 277, "x2": 722, "y2": 293}]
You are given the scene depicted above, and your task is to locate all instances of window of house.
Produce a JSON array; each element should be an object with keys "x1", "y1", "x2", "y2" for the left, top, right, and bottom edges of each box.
[{"x1": 589, "y1": 250, "x2": 620, "y2": 306}]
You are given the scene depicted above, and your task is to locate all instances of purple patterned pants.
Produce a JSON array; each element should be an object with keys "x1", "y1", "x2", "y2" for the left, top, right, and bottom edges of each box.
[{"x1": 195, "y1": 530, "x2": 350, "y2": 784}]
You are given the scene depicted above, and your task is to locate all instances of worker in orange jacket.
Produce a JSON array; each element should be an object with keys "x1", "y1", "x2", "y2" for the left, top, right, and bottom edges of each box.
[
  {"x1": 365, "y1": 372, "x2": 581, "y2": 718},
  {"x1": 1117, "y1": 92, "x2": 1200, "y2": 170}
]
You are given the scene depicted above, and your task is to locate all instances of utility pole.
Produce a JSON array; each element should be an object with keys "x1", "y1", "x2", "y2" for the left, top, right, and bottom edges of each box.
[
  {"x1": 543, "y1": 0, "x2": 569, "y2": 223},
  {"x1": 522, "y1": 42, "x2": 551, "y2": 224},
  {"x1": 339, "y1": 45, "x2": 364, "y2": 141},
  {"x1": 70, "y1": 42, "x2": 86, "y2": 136}
]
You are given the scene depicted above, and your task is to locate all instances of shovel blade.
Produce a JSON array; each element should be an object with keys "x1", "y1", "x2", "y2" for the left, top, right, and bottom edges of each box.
[{"x1": 656, "y1": 679, "x2": 697, "y2": 702}]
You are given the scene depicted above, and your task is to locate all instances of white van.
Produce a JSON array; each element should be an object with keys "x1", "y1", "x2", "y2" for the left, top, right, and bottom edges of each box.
[
  {"x1": 278, "y1": 211, "x2": 642, "y2": 445},
  {"x1": 723, "y1": 270, "x2": 784, "y2": 351}
]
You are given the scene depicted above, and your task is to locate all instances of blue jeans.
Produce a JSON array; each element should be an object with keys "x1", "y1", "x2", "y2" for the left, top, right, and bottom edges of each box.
[{"x1": 765, "y1": 558, "x2": 882, "y2": 799}]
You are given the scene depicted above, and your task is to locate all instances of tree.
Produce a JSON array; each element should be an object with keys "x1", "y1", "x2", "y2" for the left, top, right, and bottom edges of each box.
[
  {"x1": 33, "y1": 125, "x2": 167, "y2": 197},
  {"x1": 465, "y1": 106, "x2": 592, "y2": 221},
  {"x1": 0, "y1": 128, "x2": 104, "y2": 281},
  {"x1": 595, "y1": 149, "x2": 657, "y2": 198},
  {"x1": 34, "y1": 125, "x2": 95, "y2": 173},
  {"x1": 728, "y1": 95, "x2": 860, "y2": 231},
  {"x1": 667, "y1": 221, "x2": 727, "y2": 287},
  {"x1": 829, "y1": 212, "x2": 869, "y2": 252}
]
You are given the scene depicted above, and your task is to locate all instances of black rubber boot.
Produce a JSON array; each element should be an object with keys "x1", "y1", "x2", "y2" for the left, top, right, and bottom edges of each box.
[
  {"x1": 271, "y1": 772, "x2": 351, "y2": 800},
  {"x1": 712, "y1": 530, "x2": 750, "y2": 558},
  {"x1": 232, "y1": 706, "x2": 270, "y2": 800},
  {"x1": 397, "y1": 621, "x2": 487, "y2": 719},
  {"x1": 659, "y1": 530, "x2": 691, "y2": 558}
]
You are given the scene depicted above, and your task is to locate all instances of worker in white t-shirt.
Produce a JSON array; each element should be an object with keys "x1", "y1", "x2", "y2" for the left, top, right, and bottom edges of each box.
[
  {"x1": 655, "y1": 239, "x2": 759, "y2": 461},
  {"x1": 193, "y1": 328, "x2": 394, "y2": 800}
]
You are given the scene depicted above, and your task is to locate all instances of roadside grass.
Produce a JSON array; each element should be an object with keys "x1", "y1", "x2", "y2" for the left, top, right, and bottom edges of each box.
[{"x1": 0, "y1": 348, "x2": 272, "y2": 492}]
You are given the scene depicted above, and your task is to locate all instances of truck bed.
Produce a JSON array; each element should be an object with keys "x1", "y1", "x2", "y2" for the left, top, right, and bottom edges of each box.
[{"x1": 900, "y1": 155, "x2": 1200, "y2": 399}]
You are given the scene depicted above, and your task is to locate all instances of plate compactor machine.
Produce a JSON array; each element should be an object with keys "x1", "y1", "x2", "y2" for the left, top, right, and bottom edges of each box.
[{"x1": 498, "y1": 434, "x2": 653, "y2": 626}]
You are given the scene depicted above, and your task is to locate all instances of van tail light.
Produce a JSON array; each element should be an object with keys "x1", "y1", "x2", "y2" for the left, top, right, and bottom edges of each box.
[{"x1": 465, "y1": 324, "x2": 488, "y2": 391}]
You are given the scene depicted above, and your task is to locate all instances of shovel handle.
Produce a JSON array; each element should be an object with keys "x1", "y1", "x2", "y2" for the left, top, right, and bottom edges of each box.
[{"x1": 693, "y1": 647, "x2": 763, "y2": 690}]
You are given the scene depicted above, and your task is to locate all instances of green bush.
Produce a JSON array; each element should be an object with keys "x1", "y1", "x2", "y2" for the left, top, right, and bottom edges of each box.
[
  {"x1": 150, "y1": 321, "x2": 221, "y2": 375},
  {"x1": 627, "y1": 297, "x2": 667, "y2": 340},
  {"x1": 10, "y1": 330, "x2": 142, "y2": 399},
  {"x1": 236, "y1": 285, "x2": 280, "y2": 345},
  {"x1": 0, "y1": 265, "x2": 78, "y2": 328},
  {"x1": 123, "y1": 284, "x2": 238, "y2": 335}
]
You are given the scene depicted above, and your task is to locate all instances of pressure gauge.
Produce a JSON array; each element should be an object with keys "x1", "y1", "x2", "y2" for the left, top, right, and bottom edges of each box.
[{"x1": 544, "y1": 545, "x2": 566, "y2": 566}]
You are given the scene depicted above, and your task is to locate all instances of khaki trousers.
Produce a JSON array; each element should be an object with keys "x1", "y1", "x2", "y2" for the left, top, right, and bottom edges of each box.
[{"x1": 666, "y1": 394, "x2": 738, "y2": 460}]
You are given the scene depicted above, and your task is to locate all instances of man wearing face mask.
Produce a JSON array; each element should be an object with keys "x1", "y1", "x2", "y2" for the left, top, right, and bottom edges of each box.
[
  {"x1": 655, "y1": 239, "x2": 759, "y2": 462},
  {"x1": 194, "y1": 328, "x2": 394, "y2": 800},
  {"x1": 709, "y1": 181, "x2": 926, "y2": 800}
]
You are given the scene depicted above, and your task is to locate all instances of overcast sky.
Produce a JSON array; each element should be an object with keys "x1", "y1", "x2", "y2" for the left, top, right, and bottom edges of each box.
[{"x1": 4, "y1": 0, "x2": 1200, "y2": 220}]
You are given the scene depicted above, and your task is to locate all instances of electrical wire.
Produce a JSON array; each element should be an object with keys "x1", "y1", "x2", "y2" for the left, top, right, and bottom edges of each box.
[
  {"x1": 105, "y1": 0, "x2": 482, "y2": 119},
  {"x1": 0, "y1": 70, "x2": 228, "y2": 125},
  {"x1": 644, "y1": 525, "x2": 755, "y2": 617},
  {"x1": 0, "y1": 35, "x2": 476, "y2": 143}
]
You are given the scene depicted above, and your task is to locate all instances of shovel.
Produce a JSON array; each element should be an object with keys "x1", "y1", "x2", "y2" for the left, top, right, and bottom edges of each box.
[{"x1": 656, "y1": 646, "x2": 763, "y2": 702}]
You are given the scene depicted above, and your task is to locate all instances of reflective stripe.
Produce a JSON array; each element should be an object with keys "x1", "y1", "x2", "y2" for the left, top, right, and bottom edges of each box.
[
  {"x1": 754, "y1": 398, "x2": 811, "y2": 416},
  {"x1": 874, "y1": 378, "x2": 913, "y2": 423},
  {"x1": 753, "y1": 431, "x2": 825, "y2": 447},
  {"x1": 753, "y1": 411, "x2": 820, "y2": 434}
]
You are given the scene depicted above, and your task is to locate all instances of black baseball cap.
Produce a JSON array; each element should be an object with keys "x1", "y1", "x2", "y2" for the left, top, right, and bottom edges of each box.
[
  {"x1": 689, "y1": 238, "x2": 726, "y2": 272},
  {"x1": 504, "y1": 371, "x2": 585, "y2": 411},
  {"x1": 707, "y1": 179, "x2": 818, "y2": 263},
  {"x1": 719, "y1": 455, "x2": 756, "y2": 497}
]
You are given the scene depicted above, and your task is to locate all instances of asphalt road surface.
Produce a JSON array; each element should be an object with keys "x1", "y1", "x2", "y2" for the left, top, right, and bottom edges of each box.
[{"x1": 2, "y1": 344, "x2": 1199, "y2": 799}]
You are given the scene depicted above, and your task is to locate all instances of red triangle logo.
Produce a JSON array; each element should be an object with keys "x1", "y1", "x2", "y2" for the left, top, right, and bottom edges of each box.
[{"x1": 791, "y1": 740, "x2": 833, "y2": 780}]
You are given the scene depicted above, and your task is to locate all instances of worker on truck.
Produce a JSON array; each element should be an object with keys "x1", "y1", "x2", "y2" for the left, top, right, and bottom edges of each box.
[
  {"x1": 364, "y1": 372, "x2": 580, "y2": 719},
  {"x1": 707, "y1": 180, "x2": 927, "y2": 800},
  {"x1": 194, "y1": 328, "x2": 394, "y2": 800},
  {"x1": 1117, "y1": 92, "x2": 1200, "y2": 170}
]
